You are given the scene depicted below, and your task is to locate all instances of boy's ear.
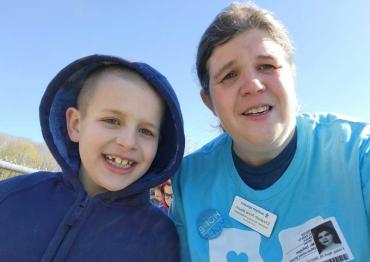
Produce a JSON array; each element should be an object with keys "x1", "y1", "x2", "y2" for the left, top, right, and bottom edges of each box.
[
  {"x1": 66, "y1": 107, "x2": 81, "y2": 142},
  {"x1": 200, "y1": 89, "x2": 216, "y2": 116}
]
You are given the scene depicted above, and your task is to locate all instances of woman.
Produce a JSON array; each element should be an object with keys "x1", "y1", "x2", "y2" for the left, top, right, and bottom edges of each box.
[
  {"x1": 170, "y1": 2, "x2": 370, "y2": 261},
  {"x1": 313, "y1": 225, "x2": 342, "y2": 254}
]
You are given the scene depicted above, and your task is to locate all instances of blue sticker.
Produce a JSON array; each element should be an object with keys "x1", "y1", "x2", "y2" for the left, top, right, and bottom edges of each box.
[{"x1": 197, "y1": 208, "x2": 224, "y2": 240}]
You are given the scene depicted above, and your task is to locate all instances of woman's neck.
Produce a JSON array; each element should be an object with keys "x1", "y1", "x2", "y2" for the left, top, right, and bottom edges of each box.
[{"x1": 233, "y1": 126, "x2": 296, "y2": 166}]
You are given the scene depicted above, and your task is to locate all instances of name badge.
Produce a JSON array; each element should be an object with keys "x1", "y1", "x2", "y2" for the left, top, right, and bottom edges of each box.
[{"x1": 229, "y1": 196, "x2": 277, "y2": 237}]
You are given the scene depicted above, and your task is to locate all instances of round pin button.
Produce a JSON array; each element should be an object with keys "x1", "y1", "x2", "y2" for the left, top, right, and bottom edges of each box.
[{"x1": 197, "y1": 208, "x2": 224, "y2": 240}]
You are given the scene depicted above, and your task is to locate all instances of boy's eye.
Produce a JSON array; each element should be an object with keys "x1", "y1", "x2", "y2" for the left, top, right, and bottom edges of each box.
[
  {"x1": 138, "y1": 128, "x2": 154, "y2": 137},
  {"x1": 103, "y1": 118, "x2": 120, "y2": 126}
]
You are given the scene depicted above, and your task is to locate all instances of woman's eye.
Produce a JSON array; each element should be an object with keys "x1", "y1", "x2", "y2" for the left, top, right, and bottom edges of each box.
[
  {"x1": 258, "y1": 64, "x2": 275, "y2": 72},
  {"x1": 103, "y1": 118, "x2": 120, "y2": 126},
  {"x1": 222, "y1": 71, "x2": 237, "y2": 82},
  {"x1": 139, "y1": 128, "x2": 154, "y2": 137}
]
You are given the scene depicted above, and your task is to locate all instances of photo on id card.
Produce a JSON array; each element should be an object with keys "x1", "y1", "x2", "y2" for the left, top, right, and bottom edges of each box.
[
  {"x1": 279, "y1": 217, "x2": 353, "y2": 262},
  {"x1": 311, "y1": 220, "x2": 343, "y2": 255}
]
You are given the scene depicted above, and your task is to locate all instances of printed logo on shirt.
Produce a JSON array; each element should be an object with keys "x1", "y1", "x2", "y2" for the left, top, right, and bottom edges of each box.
[{"x1": 209, "y1": 228, "x2": 263, "y2": 262}]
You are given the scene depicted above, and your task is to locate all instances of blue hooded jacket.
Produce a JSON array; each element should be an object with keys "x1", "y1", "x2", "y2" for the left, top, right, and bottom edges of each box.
[{"x1": 0, "y1": 55, "x2": 185, "y2": 261}]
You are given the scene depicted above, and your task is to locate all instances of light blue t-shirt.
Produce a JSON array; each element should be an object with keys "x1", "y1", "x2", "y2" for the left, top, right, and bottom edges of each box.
[{"x1": 170, "y1": 113, "x2": 370, "y2": 261}]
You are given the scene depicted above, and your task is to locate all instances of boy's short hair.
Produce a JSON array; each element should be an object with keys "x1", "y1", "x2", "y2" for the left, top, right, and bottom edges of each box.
[{"x1": 76, "y1": 66, "x2": 163, "y2": 117}]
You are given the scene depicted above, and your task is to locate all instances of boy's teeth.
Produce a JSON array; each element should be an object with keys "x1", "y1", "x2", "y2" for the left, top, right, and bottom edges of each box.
[{"x1": 105, "y1": 155, "x2": 133, "y2": 168}]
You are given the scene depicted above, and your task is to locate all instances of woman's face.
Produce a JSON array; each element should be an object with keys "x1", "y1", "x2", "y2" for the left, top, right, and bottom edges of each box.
[
  {"x1": 203, "y1": 29, "x2": 297, "y2": 165},
  {"x1": 318, "y1": 230, "x2": 334, "y2": 247}
]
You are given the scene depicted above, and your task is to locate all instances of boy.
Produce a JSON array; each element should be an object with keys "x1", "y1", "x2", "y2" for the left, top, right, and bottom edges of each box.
[{"x1": 0, "y1": 54, "x2": 185, "y2": 261}]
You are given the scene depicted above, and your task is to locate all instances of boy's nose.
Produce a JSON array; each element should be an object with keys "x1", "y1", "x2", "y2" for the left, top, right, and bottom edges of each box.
[
  {"x1": 116, "y1": 130, "x2": 137, "y2": 150},
  {"x1": 239, "y1": 72, "x2": 265, "y2": 96}
]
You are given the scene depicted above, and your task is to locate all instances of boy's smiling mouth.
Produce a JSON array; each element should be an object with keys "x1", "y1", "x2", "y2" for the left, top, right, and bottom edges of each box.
[{"x1": 104, "y1": 154, "x2": 135, "y2": 169}]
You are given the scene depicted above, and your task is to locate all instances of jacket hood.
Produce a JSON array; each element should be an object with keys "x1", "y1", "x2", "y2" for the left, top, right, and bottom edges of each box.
[{"x1": 39, "y1": 54, "x2": 185, "y2": 197}]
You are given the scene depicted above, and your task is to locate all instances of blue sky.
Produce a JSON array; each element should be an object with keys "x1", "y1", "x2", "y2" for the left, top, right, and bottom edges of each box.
[{"x1": 1, "y1": 0, "x2": 370, "y2": 149}]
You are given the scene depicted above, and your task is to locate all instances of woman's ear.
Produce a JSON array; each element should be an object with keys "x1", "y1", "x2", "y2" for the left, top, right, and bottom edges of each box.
[
  {"x1": 66, "y1": 107, "x2": 81, "y2": 142},
  {"x1": 200, "y1": 89, "x2": 216, "y2": 116}
]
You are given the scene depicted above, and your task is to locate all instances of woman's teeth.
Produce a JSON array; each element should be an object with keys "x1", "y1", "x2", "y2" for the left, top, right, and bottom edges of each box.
[
  {"x1": 105, "y1": 155, "x2": 134, "y2": 168},
  {"x1": 244, "y1": 105, "x2": 270, "y2": 115}
]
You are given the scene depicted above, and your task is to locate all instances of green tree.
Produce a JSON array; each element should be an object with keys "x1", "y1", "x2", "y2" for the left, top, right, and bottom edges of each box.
[{"x1": 0, "y1": 132, "x2": 60, "y2": 179}]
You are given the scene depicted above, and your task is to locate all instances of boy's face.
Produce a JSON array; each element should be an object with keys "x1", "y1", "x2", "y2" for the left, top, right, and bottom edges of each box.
[{"x1": 66, "y1": 70, "x2": 164, "y2": 196}]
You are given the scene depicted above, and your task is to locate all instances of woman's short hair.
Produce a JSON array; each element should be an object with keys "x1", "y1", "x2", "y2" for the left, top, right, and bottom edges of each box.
[{"x1": 196, "y1": 2, "x2": 294, "y2": 93}]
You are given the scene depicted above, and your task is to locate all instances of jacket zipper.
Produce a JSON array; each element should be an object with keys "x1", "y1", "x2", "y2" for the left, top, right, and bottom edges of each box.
[{"x1": 42, "y1": 196, "x2": 90, "y2": 262}]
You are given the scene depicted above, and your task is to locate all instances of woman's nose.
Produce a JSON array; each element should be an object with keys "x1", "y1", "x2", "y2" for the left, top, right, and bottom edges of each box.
[{"x1": 239, "y1": 72, "x2": 265, "y2": 96}]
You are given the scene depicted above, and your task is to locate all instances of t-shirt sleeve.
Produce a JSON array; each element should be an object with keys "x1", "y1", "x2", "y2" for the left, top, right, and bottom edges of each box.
[
  {"x1": 360, "y1": 126, "x2": 370, "y2": 219},
  {"x1": 169, "y1": 170, "x2": 191, "y2": 262}
]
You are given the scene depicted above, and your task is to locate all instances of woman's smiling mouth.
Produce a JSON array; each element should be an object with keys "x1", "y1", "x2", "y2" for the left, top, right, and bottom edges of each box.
[{"x1": 242, "y1": 105, "x2": 272, "y2": 116}]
